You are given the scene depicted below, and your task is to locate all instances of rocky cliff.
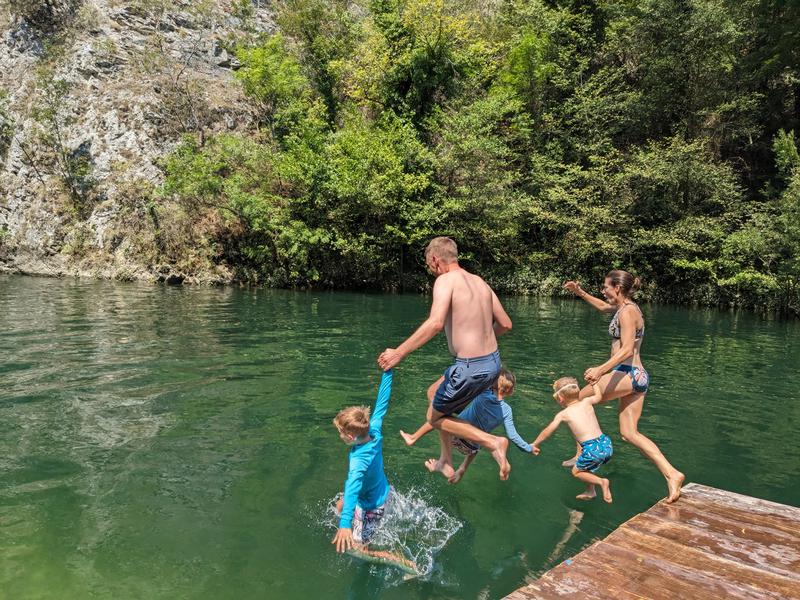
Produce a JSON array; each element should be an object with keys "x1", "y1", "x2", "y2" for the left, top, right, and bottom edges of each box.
[{"x1": 0, "y1": 0, "x2": 274, "y2": 283}]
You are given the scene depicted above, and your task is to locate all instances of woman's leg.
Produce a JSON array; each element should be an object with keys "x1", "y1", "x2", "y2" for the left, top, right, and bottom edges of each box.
[{"x1": 618, "y1": 393, "x2": 685, "y2": 503}]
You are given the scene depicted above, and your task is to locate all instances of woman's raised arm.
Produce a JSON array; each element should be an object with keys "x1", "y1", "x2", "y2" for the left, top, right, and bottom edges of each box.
[{"x1": 563, "y1": 281, "x2": 615, "y2": 313}]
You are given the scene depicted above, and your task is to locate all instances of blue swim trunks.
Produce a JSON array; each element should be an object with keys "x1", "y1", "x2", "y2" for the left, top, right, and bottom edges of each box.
[
  {"x1": 575, "y1": 434, "x2": 613, "y2": 473},
  {"x1": 432, "y1": 350, "x2": 501, "y2": 416}
]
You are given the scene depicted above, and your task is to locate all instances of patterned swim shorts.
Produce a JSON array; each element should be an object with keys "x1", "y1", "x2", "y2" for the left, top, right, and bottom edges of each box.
[
  {"x1": 352, "y1": 488, "x2": 394, "y2": 544},
  {"x1": 575, "y1": 433, "x2": 613, "y2": 473}
]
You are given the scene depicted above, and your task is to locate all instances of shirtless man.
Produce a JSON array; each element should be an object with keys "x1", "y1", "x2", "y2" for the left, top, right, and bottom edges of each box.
[{"x1": 377, "y1": 237, "x2": 513, "y2": 480}]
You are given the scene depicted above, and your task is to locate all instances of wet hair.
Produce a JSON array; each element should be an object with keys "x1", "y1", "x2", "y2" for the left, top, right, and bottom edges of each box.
[
  {"x1": 606, "y1": 269, "x2": 641, "y2": 297},
  {"x1": 552, "y1": 376, "x2": 580, "y2": 401},
  {"x1": 425, "y1": 237, "x2": 458, "y2": 263},
  {"x1": 496, "y1": 367, "x2": 516, "y2": 396},
  {"x1": 333, "y1": 406, "x2": 370, "y2": 437}
]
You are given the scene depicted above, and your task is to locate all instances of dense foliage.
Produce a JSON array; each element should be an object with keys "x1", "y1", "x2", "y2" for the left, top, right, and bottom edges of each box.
[{"x1": 162, "y1": 0, "x2": 800, "y2": 313}]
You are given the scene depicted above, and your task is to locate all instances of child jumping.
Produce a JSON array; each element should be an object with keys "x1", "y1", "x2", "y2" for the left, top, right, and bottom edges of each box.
[
  {"x1": 531, "y1": 377, "x2": 613, "y2": 502},
  {"x1": 401, "y1": 368, "x2": 534, "y2": 484},
  {"x1": 331, "y1": 369, "x2": 416, "y2": 571}
]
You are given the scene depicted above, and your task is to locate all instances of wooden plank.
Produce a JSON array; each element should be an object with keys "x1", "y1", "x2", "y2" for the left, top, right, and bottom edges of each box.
[
  {"x1": 505, "y1": 484, "x2": 800, "y2": 600},
  {"x1": 624, "y1": 510, "x2": 800, "y2": 579},
  {"x1": 590, "y1": 539, "x2": 788, "y2": 599},
  {"x1": 542, "y1": 540, "x2": 765, "y2": 600},
  {"x1": 670, "y1": 491, "x2": 800, "y2": 538},
  {"x1": 683, "y1": 484, "x2": 800, "y2": 519},
  {"x1": 535, "y1": 553, "x2": 646, "y2": 599},
  {"x1": 602, "y1": 526, "x2": 799, "y2": 598}
]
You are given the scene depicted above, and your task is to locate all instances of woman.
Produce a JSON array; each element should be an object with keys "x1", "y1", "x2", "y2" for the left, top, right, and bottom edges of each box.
[{"x1": 564, "y1": 270, "x2": 684, "y2": 503}]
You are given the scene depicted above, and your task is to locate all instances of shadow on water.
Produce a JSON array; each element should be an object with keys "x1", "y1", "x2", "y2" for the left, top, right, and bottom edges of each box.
[{"x1": 0, "y1": 275, "x2": 798, "y2": 599}]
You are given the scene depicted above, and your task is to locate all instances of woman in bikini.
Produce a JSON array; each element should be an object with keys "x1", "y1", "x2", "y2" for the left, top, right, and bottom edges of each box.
[{"x1": 564, "y1": 270, "x2": 684, "y2": 503}]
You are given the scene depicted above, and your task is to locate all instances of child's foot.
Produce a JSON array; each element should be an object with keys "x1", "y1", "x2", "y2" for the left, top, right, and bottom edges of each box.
[
  {"x1": 576, "y1": 485, "x2": 596, "y2": 500},
  {"x1": 399, "y1": 430, "x2": 416, "y2": 447},
  {"x1": 448, "y1": 469, "x2": 465, "y2": 485},
  {"x1": 666, "y1": 471, "x2": 685, "y2": 503},
  {"x1": 425, "y1": 458, "x2": 455, "y2": 479},
  {"x1": 562, "y1": 456, "x2": 578, "y2": 468},
  {"x1": 599, "y1": 478, "x2": 613, "y2": 503},
  {"x1": 489, "y1": 436, "x2": 511, "y2": 480}
]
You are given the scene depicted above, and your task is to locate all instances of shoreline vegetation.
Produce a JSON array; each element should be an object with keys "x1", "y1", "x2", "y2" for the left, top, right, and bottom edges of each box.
[{"x1": 2, "y1": 0, "x2": 799, "y2": 315}]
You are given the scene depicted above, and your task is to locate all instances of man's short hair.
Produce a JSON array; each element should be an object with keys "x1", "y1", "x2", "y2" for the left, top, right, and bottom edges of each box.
[
  {"x1": 333, "y1": 406, "x2": 370, "y2": 437},
  {"x1": 425, "y1": 237, "x2": 458, "y2": 263}
]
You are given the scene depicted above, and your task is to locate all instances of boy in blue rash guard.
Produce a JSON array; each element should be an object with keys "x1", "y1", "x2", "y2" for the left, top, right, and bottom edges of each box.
[
  {"x1": 332, "y1": 369, "x2": 414, "y2": 569},
  {"x1": 400, "y1": 368, "x2": 534, "y2": 484}
]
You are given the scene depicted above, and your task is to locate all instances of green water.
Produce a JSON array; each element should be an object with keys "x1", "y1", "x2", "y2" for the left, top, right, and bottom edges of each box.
[{"x1": 1, "y1": 275, "x2": 798, "y2": 599}]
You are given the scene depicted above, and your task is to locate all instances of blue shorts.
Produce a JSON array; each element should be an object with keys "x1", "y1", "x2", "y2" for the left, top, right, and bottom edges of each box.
[
  {"x1": 576, "y1": 434, "x2": 613, "y2": 473},
  {"x1": 432, "y1": 351, "x2": 501, "y2": 415},
  {"x1": 352, "y1": 487, "x2": 394, "y2": 544},
  {"x1": 612, "y1": 364, "x2": 649, "y2": 394}
]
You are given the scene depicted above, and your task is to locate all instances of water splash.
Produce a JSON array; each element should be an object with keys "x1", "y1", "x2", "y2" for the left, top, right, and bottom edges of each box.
[{"x1": 326, "y1": 488, "x2": 462, "y2": 581}]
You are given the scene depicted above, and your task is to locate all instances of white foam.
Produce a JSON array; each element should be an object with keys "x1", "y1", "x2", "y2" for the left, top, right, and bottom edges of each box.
[{"x1": 326, "y1": 488, "x2": 462, "y2": 582}]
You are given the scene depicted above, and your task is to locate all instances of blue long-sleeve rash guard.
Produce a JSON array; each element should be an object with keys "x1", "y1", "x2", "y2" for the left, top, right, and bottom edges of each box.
[
  {"x1": 339, "y1": 370, "x2": 393, "y2": 529},
  {"x1": 457, "y1": 390, "x2": 532, "y2": 453}
]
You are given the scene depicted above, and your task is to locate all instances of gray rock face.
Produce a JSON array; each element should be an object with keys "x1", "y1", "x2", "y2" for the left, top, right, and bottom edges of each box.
[{"x1": 0, "y1": 0, "x2": 274, "y2": 283}]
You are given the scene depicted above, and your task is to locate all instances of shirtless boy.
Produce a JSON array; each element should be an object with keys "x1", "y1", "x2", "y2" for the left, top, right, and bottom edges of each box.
[
  {"x1": 377, "y1": 237, "x2": 513, "y2": 480},
  {"x1": 531, "y1": 377, "x2": 613, "y2": 502}
]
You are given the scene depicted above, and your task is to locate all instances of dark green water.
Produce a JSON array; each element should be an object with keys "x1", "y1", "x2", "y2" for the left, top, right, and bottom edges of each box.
[{"x1": 1, "y1": 275, "x2": 798, "y2": 599}]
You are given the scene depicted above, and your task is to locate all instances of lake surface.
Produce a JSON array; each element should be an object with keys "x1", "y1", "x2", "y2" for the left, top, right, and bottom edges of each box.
[{"x1": 1, "y1": 275, "x2": 798, "y2": 599}]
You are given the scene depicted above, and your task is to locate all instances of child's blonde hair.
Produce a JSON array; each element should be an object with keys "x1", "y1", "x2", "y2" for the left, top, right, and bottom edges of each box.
[
  {"x1": 333, "y1": 406, "x2": 371, "y2": 437},
  {"x1": 552, "y1": 376, "x2": 580, "y2": 401},
  {"x1": 497, "y1": 367, "x2": 516, "y2": 395}
]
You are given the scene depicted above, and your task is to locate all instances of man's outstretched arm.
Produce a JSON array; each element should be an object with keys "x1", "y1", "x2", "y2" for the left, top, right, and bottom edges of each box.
[{"x1": 378, "y1": 277, "x2": 452, "y2": 370}]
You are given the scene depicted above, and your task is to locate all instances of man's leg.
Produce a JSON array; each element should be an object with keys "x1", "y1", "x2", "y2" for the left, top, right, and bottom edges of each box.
[
  {"x1": 425, "y1": 429, "x2": 456, "y2": 479},
  {"x1": 428, "y1": 405, "x2": 510, "y2": 480}
]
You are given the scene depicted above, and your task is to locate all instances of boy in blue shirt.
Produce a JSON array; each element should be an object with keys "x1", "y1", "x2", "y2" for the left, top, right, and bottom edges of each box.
[
  {"x1": 401, "y1": 368, "x2": 534, "y2": 483},
  {"x1": 332, "y1": 369, "x2": 414, "y2": 570}
]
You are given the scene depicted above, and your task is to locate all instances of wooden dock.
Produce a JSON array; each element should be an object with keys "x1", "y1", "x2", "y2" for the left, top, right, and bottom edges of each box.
[{"x1": 505, "y1": 483, "x2": 800, "y2": 599}]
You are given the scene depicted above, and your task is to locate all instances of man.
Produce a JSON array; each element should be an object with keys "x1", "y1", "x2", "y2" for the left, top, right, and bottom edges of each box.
[{"x1": 377, "y1": 237, "x2": 513, "y2": 480}]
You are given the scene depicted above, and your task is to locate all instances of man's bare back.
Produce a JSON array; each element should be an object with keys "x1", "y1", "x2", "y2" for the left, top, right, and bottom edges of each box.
[{"x1": 439, "y1": 269, "x2": 500, "y2": 358}]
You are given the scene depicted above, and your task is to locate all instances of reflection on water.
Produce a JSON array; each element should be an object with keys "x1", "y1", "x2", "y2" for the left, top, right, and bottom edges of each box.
[{"x1": 0, "y1": 275, "x2": 798, "y2": 599}]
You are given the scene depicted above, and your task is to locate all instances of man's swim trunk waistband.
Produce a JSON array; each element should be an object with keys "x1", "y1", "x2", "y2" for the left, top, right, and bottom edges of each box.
[{"x1": 432, "y1": 350, "x2": 501, "y2": 416}]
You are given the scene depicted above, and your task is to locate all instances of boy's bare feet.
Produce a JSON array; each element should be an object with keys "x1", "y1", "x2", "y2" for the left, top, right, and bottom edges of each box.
[
  {"x1": 425, "y1": 458, "x2": 455, "y2": 479},
  {"x1": 576, "y1": 485, "x2": 596, "y2": 500},
  {"x1": 399, "y1": 430, "x2": 416, "y2": 447},
  {"x1": 448, "y1": 469, "x2": 465, "y2": 485},
  {"x1": 599, "y1": 478, "x2": 612, "y2": 503},
  {"x1": 666, "y1": 471, "x2": 685, "y2": 503},
  {"x1": 489, "y1": 436, "x2": 511, "y2": 480},
  {"x1": 562, "y1": 457, "x2": 577, "y2": 468}
]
